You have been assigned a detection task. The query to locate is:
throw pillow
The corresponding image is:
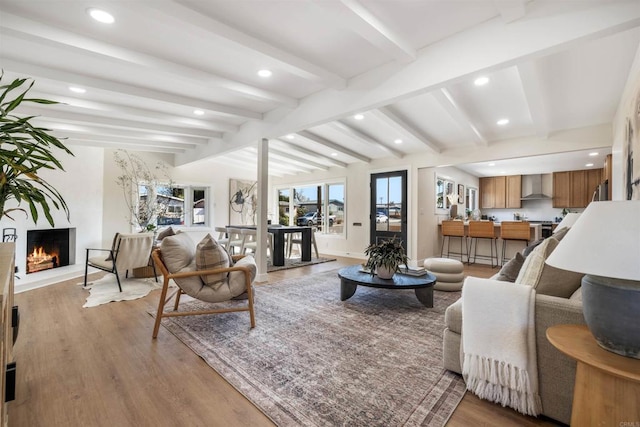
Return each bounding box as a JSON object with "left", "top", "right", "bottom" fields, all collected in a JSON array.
[
  {"left": 553, "top": 226, "right": 570, "bottom": 242},
  {"left": 196, "top": 234, "right": 230, "bottom": 289},
  {"left": 522, "top": 238, "right": 545, "bottom": 257},
  {"left": 516, "top": 237, "right": 559, "bottom": 286},
  {"left": 157, "top": 226, "right": 176, "bottom": 241},
  {"left": 515, "top": 236, "right": 583, "bottom": 298},
  {"left": 495, "top": 252, "right": 525, "bottom": 282},
  {"left": 228, "top": 255, "right": 257, "bottom": 297},
  {"left": 160, "top": 232, "right": 196, "bottom": 273}
]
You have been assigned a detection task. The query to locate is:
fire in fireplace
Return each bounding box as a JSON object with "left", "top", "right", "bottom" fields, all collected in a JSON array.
[
  {"left": 26, "top": 228, "right": 76, "bottom": 274},
  {"left": 27, "top": 246, "right": 60, "bottom": 273}
]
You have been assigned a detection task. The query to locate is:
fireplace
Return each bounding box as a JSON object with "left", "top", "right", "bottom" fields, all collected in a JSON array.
[{"left": 26, "top": 228, "right": 76, "bottom": 274}]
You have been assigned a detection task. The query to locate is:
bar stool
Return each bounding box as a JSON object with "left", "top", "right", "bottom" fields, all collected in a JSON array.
[
  {"left": 440, "top": 220, "right": 467, "bottom": 262},
  {"left": 500, "top": 221, "right": 531, "bottom": 265},
  {"left": 467, "top": 221, "right": 499, "bottom": 268}
]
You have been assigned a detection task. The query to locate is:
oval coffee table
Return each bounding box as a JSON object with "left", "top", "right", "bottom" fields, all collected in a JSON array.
[{"left": 338, "top": 265, "right": 437, "bottom": 307}]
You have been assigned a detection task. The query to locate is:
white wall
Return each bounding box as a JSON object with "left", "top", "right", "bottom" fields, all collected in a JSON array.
[
  {"left": 416, "top": 166, "right": 479, "bottom": 262},
  {"left": 0, "top": 146, "right": 105, "bottom": 292},
  {"left": 612, "top": 41, "right": 640, "bottom": 199}
]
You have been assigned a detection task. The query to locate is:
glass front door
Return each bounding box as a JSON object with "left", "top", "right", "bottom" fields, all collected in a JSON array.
[{"left": 370, "top": 170, "right": 407, "bottom": 249}]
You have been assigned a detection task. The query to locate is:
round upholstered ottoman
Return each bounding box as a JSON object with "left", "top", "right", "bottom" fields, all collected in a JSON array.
[{"left": 424, "top": 257, "right": 464, "bottom": 291}]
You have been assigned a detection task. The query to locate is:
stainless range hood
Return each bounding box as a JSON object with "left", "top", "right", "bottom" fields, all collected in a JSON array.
[{"left": 521, "top": 174, "right": 551, "bottom": 200}]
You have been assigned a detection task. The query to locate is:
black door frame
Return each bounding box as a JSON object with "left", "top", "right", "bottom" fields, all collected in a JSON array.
[{"left": 370, "top": 170, "right": 408, "bottom": 250}]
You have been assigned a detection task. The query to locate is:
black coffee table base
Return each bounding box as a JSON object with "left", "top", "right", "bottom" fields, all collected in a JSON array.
[{"left": 338, "top": 265, "right": 437, "bottom": 307}]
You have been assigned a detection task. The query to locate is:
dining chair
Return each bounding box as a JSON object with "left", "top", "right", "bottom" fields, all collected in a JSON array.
[
  {"left": 215, "top": 226, "right": 230, "bottom": 250},
  {"left": 287, "top": 230, "right": 319, "bottom": 259},
  {"left": 226, "top": 227, "right": 244, "bottom": 255}
]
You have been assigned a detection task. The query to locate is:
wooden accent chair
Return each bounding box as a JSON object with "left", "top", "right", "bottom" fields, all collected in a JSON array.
[
  {"left": 440, "top": 220, "right": 467, "bottom": 262},
  {"left": 467, "top": 221, "right": 499, "bottom": 268},
  {"left": 500, "top": 221, "right": 531, "bottom": 265},
  {"left": 84, "top": 232, "right": 156, "bottom": 292},
  {"left": 150, "top": 232, "right": 256, "bottom": 339}
]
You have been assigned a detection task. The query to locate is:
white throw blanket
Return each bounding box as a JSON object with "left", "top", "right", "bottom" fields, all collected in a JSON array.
[{"left": 461, "top": 277, "right": 542, "bottom": 416}]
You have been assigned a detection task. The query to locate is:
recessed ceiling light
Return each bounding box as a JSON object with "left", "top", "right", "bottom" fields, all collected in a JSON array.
[
  {"left": 500, "top": 171, "right": 506, "bottom": 174},
  {"left": 193, "top": 109, "right": 204, "bottom": 116},
  {"left": 69, "top": 86, "right": 86, "bottom": 94},
  {"left": 474, "top": 76, "right": 490, "bottom": 86},
  {"left": 331, "top": 152, "right": 338, "bottom": 157},
  {"left": 257, "top": 69, "right": 272, "bottom": 78},
  {"left": 586, "top": 163, "right": 594, "bottom": 167},
  {"left": 394, "top": 139, "right": 403, "bottom": 144},
  {"left": 496, "top": 118, "right": 510, "bottom": 126},
  {"left": 87, "top": 8, "right": 115, "bottom": 24},
  {"left": 286, "top": 134, "right": 295, "bottom": 140},
  {"left": 488, "top": 162, "right": 496, "bottom": 167},
  {"left": 589, "top": 152, "right": 599, "bottom": 157},
  {"left": 354, "top": 114, "right": 364, "bottom": 120}
]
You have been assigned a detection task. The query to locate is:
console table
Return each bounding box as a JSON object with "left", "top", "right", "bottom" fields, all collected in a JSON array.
[
  {"left": 0, "top": 243, "right": 17, "bottom": 426},
  {"left": 546, "top": 324, "right": 640, "bottom": 426}
]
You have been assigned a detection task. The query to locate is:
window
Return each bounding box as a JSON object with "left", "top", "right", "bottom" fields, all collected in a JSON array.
[
  {"left": 140, "top": 184, "right": 208, "bottom": 228},
  {"left": 466, "top": 187, "right": 478, "bottom": 217},
  {"left": 276, "top": 180, "right": 345, "bottom": 235},
  {"left": 436, "top": 176, "right": 455, "bottom": 212}
]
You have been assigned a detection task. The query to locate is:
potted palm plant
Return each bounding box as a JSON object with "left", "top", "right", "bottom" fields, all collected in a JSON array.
[
  {"left": 364, "top": 238, "right": 409, "bottom": 279},
  {"left": 0, "top": 73, "right": 73, "bottom": 227}
]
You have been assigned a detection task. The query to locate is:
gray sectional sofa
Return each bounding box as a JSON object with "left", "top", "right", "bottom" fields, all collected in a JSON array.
[{"left": 442, "top": 229, "right": 586, "bottom": 425}]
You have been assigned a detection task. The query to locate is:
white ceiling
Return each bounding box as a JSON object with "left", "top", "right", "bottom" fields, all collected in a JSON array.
[{"left": 1, "top": 0, "right": 639, "bottom": 177}]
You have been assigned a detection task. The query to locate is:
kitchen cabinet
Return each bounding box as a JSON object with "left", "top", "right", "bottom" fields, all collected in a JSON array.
[
  {"left": 506, "top": 175, "right": 522, "bottom": 209},
  {"left": 553, "top": 169, "right": 603, "bottom": 208},
  {"left": 480, "top": 175, "right": 519, "bottom": 209},
  {"left": 553, "top": 171, "right": 571, "bottom": 208},
  {"left": 571, "top": 170, "right": 588, "bottom": 207}
]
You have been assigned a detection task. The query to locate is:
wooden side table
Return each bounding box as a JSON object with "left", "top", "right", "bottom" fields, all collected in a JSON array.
[{"left": 547, "top": 324, "right": 640, "bottom": 426}]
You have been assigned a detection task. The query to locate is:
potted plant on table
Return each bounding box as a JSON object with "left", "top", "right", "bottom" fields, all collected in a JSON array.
[{"left": 364, "top": 238, "right": 409, "bottom": 279}]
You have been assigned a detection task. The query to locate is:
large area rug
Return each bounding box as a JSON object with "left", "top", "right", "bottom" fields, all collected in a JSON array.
[
  {"left": 156, "top": 269, "right": 465, "bottom": 426},
  {"left": 266, "top": 256, "right": 336, "bottom": 272},
  {"left": 81, "top": 275, "right": 163, "bottom": 308}
]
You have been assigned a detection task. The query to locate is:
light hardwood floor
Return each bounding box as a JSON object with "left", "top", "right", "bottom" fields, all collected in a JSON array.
[{"left": 10, "top": 257, "right": 561, "bottom": 426}]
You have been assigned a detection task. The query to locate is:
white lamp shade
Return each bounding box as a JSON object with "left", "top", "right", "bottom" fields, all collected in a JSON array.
[
  {"left": 553, "top": 212, "right": 581, "bottom": 232},
  {"left": 546, "top": 201, "right": 640, "bottom": 281}
]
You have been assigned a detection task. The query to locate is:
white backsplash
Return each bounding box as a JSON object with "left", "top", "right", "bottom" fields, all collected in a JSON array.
[{"left": 482, "top": 199, "right": 584, "bottom": 223}]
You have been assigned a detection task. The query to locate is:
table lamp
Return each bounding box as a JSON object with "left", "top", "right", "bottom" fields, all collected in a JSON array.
[
  {"left": 545, "top": 200, "right": 640, "bottom": 359},
  {"left": 553, "top": 212, "right": 580, "bottom": 233}
]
